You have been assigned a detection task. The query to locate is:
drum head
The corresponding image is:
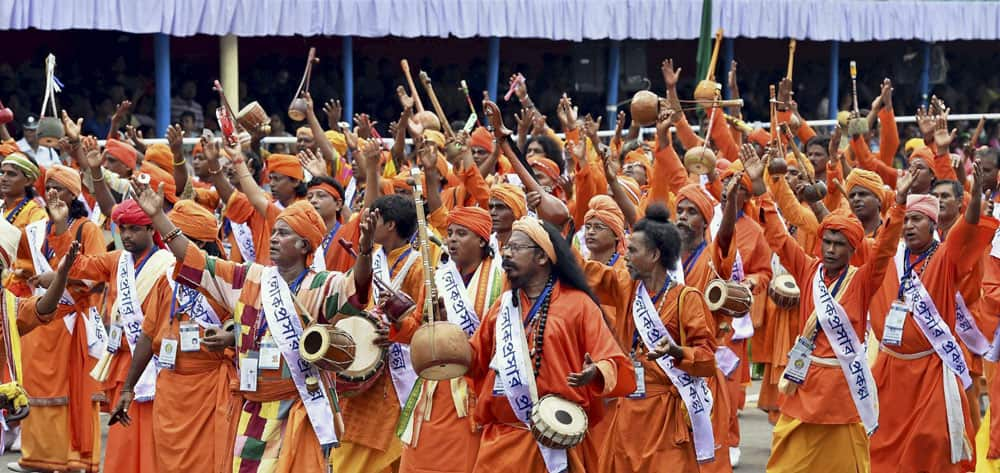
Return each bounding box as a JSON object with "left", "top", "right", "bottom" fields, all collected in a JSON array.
[
  {"left": 705, "top": 280, "right": 727, "bottom": 311},
  {"left": 334, "top": 316, "right": 382, "bottom": 378},
  {"left": 777, "top": 274, "right": 800, "bottom": 296},
  {"left": 535, "top": 395, "right": 587, "bottom": 437}
]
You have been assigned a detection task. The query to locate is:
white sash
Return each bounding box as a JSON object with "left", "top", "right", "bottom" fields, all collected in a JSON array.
[
  {"left": 166, "top": 279, "right": 222, "bottom": 329},
  {"left": 435, "top": 259, "right": 480, "bottom": 336},
  {"left": 232, "top": 221, "right": 256, "bottom": 262},
  {"left": 116, "top": 251, "right": 159, "bottom": 402},
  {"left": 983, "top": 323, "right": 1000, "bottom": 362},
  {"left": 811, "top": 267, "right": 879, "bottom": 435},
  {"left": 373, "top": 248, "right": 419, "bottom": 408},
  {"left": 344, "top": 177, "right": 358, "bottom": 210},
  {"left": 491, "top": 291, "right": 566, "bottom": 472},
  {"left": 729, "top": 249, "right": 754, "bottom": 341},
  {"left": 954, "top": 293, "right": 989, "bottom": 356},
  {"left": 86, "top": 307, "right": 108, "bottom": 359},
  {"left": 24, "top": 219, "right": 75, "bottom": 333},
  {"left": 668, "top": 256, "right": 685, "bottom": 285},
  {"left": 259, "top": 266, "right": 338, "bottom": 447},
  {"left": 631, "top": 282, "right": 715, "bottom": 463}
]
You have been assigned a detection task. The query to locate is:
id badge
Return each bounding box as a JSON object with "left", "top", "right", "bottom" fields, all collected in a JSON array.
[
  {"left": 627, "top": 360, "right": 646, "bottom": 399},
  {"left": 179, "top": 323, "right": 200, "bottom": 352},
  {"left": 240, "top": 352, "right": 259, "bottom": 392},
  {"left": 107, "top": 323, "right": 123, "bottom": 353},
  {"left": 158, "top": 339, "right": 178, "bottom": 369},
  {"left": 882, "top": 300, "right": 909, "bottom": 347},
  {"left": 259, "top": 337, "right": 281, "bottom": 370},
  {"left": 782, "top": 336, "right": 814, "bottom": 385},
  {"left": 492, "top": 371, "right": 504, "bottom": 396}
]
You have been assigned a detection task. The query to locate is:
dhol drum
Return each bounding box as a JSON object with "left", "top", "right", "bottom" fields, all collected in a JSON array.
[
  {"left": 530, "top": 395, "right": 588, "bottom": 449},
  {"left": 237, "top": 101, "right": 270, "bottom": 133},
  {"left": 299, "top": 324, "right": 356, "bottom": 372},
  {"left": 704, "top": 279, "right": 753, "bottom": 317},
  {"left": 333, "top": 312, "right": 387, "bottom": 396},
  {"left": 768, "top": 274, "right": 801, "bottom": 308},
  {"left": 409, "top": 322, "right": 472, "bottom": 380}
]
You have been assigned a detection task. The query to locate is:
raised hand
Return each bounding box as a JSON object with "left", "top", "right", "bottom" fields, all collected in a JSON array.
[
  {"left": 166, "top": 124, "right": 184, "bottom": 156},
  {"left": 417, "top": 141, "right": 438, "bottom": 176},
  {"left": 567, "top": 353, "right": 599, "bottom": 387},
  {"left": 582, "top": 114, "right": 602, "bottom": 147},
  {"left": 934, "top": 126, "right": 957, "bottom": 150},
  {"left": 59, "top": 240, "right": 81, "bottom": 273},
  {"left": 741, "top": 144, "right": 765, "bottom": 183},
  {"left": 125, "top": 125, "right": 146, "bottom": 154},
  {"left": 111, "top": 100, "right": 133, "bottom": 125},
  {"left": 916, "top": 106, "right": 937, "bottom": 138},
  {"left": 661, "top": 59, "right": 681, "bottom": 90},
  {"left": 515, "top": 108, "right": 534, "bottom": 136},
  {"left": 482, "top": 100, "right": 511, "bottom": 139},
  {"left": 302, "top": 92, "right": 315, "bottom": 118},
  {"left": 298, "top": 148, "right": 327, "bottom": 177},
  {"left": 829, "top": 124, "right": 843, "bottom": 159},
  {"left": 655, "top": 102, "right": 678, "bottom": 138},
  {"left": 777, "top": 78, "right": 793, "bottom": 111},
  {"left": 134, "top": 180, "right": 165, "bottom": 218},
  {"left": 396, "top": 86, "right": 415, "bottom": 110},
  {"left": 727, "top": 60, "right": 739, "bottom": 92},
  {"left": 323, "top": 99, "right": 343, "bottom": 130},
  {"left": 360, "top": 138, "right": 382, "bottom": 174},
  {"left": 60, "top": 110, "right": 83, "bottom": 142},
  {"left": 526, "top": 190, "right": 542, "bottom": 210},
  {"left": 509, "top": 73, "right": 528, "bottom": 101},
  {"left": 896, "top": 170, "right": 915, "bottom": 204},
  {"left": 82, "top": 136, "right": 102, "bottom": 171},
  {"left": 556, "top": 94, "right": 579, "bottom": 131},
  {"left": 972, "top": 159, "right": 984, "bottom": 193},
  {"left": 530, "top": 113, "right": 547, "bottom": 136},
  {"left": 45, "top": 188, "right": 69, "bottom": 227},
  {"left": 612, "top": 110, "right": 626, "bottom": 142},
  {"left": 358, "top": 208, "right": 379, "bottom": 255},
  {"left": 355, "top": 113, "right": 376, "bottom": 139}
]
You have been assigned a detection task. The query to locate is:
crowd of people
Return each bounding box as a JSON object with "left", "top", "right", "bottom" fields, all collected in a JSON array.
[{"left": 0, "top": 47, "right": 999, "bottom": 473}]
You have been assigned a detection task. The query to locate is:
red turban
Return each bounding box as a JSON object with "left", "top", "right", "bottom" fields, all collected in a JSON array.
[
  {"left": 489, "top": 184, "right": 527, "bottom": 219},
  {"left": 907, "top": 193, "right": 939, "bottom": 223},
  {"left": 277, "top": 201, "right": 326, "bottom": 264},
  {"left": 529, "top": 157, "right": 560, "bottom": 182},
  {"left": 111, "top": 199, "right": 152, "bottom": 226},
  {"left": 106, "top": 139, "right": 138, "bottom": 169},
  {"left": 145, "top": 143, "right": 174, "bottom": 171},
  {"left": 677, "top": 183, "right": 715, "bottom": 222},
  {"left": 817, "top": 208, "right": 865, "bottom": 253},
  {"left": 267, "top": 154, "right": 305, "bottom": 181},
  {"left": 584, "top": 195, "right": 627, "bottom": 253},
  {"left": 448, "top": 206, "right": 493, "bottom": 242},
  {"left": 470, "top": 127, "right": 494, "bottom": 153},
  {"left": 45, "top": 164, "right": 82, "bottom": 196}
]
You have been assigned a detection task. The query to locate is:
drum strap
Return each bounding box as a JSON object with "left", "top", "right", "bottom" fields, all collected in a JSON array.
[{"left": 632, "top": 282, "right": 715, "bottom": 463}]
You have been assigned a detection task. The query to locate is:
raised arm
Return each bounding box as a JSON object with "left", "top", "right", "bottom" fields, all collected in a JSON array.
[
  {"left": 81, "top": 136, "right": 119, "bottom": 218},
  {"left": 201, "top": 137, "right": 236, "bottom": 205},
  {"left": 225, "top": 144, "right": 270, "bottom": 215},
  {"left": 650, "top": 105, "right": 687, "bottom": 203},
  {"left": 167, "top": 125, "right": 189, "bottom": 197},
  {"left": 876, "top": 79, "right": 899, "bottom": 166},
  {"left": 36, "top": 241, "right": 80, "bottom": 316},
  {"left": 303, "top": 92, "right": 337, "bottom": 165}
]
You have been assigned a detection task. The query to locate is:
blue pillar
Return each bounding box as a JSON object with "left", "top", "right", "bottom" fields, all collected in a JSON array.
[
  {"left": 487, "top": 37, "right": 500, "bottom": 102},
  {"left": 919, "top": 41, "right": 932, "bottom": 107},
  {"left": 343, "top": 36, "right": 354, "bottom": 123},
  {"left": 722, "top": 38, "right": 735, "bottom": 99},
  {"left": 154, "top": 34, "right": 170, "bottom": 137},
  {"left": 606, "top": 40, "right": 621, "bottom": 130},
  {"left": 828, "top": 41, "right": 840, "bottom": 120}
]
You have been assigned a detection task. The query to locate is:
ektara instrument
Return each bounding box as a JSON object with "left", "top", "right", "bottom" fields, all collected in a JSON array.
[
  {"left": 288, "top": 47, "right": 319, "bottom": 122},
  {"left": 704, "top": 279, "right": 753, "bottom": 317},
  {"left": 418, "top": 71, "right": 454, "bottom": 137},
  {"left": 530, "top": 394, "right": 588, "bottom": 449},
  {"left": 694, "top": 29, "right": 725, "bottom": 102},
  {"left": 299, "top": 324, "right": 357, "bottom": 373},
  {"left": 767, "top": 84, "right": 789, "bottom": 175},
  {"left": 400, "top": 59, "right": 425, "bottom": 113},
  {"left": 630, "top": 90, "right": 660, "bottom": 126},
  {"left": 768, "top": 274, "right": 801, "bottom": 308}
]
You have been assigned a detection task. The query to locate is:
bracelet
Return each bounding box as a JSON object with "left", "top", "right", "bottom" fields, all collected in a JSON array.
[
  {"left": 207, "top": 167, "right": 223, "bottom": 176},
  {"left": 91, "top": 172, "right": 105, "bottom": 182},
  {"left": 237, "top": 173, "right": 253, "bottom": 180},
  {"left": 173, "top": 158, "right": 187, "bottom": 166},
  {"left": 163, "top": 228, "right": 183, "bottom": 243}
]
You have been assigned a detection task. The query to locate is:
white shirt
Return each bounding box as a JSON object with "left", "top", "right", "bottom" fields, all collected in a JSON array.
[{"left": 16, "top": 138, "right": 60, "bottom": 167}]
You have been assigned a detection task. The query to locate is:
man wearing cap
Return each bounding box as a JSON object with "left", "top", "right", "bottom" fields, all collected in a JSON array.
[
  {"left": 869, "top": 162, "right": 998, "bottom": 472},
  {"left": 398, "top": 206, "right": 502, "bottom": 473},
  {"left": 63, "top": 198, "right": 175, "bottom": 473},
  {"left": 466, "top": 216, "right": 634, "bottom": 472},
  {"left": 10, "top": 171, "right": 105, "bottom": 473},
  {"left": 134, "top": 178, "right": 378, "bottom": 473},
  {"left": 15, "top": 114, "right": 59, "bottom": 168}
]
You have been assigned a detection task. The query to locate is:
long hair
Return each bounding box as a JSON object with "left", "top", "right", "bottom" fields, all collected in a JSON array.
[{"left": 540, "top": 220, "right": 601, "bottom": 307}]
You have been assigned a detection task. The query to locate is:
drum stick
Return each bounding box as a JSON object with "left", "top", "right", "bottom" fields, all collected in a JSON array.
[
  {"left": 418, "top": 71, "right": 455, "bottom": 138},
  {"left": 400, "top": 60, "right": 425, "bottom": 113},
  {"left": 786, "top": 39, "right": 797, "bottom": 80}
]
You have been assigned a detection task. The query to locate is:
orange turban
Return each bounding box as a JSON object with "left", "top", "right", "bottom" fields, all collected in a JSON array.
[
  {"left": 618, "top": 176, "right": 642, "bottom": 208},
  {"left": 584, "top": 195, "right": 626, "bottom": 252},
  {"left": 106, "top": 139, "right": 138, "bottom": 169},
  {"left": 192, "top": 141, "right": 204, "bottom": 157},
  {"left": 784, "top": 151, "right": 815, "bottom": 177},
  {"left": 424, "top": 130, "right": 446, "bottom": 149},
  {"left": 447, "top": 206, "right": 493, "bottom": 242},
  {"left": 141, "top": 161, "right": 178, "bottom": 204},
  {"left": 624, "top": 149, "right": 652, "bottom": 180},
  {"left": 470, "top": 127, "right": 494, "bottom": 153},
  {"left": 45, "top": 164, "right": 81, "bottom": 196},
  {"left": 145, "top": 143, "right": 173, "bottom": 171},
  {"left": 907, "top": 193, "right": 939, "bottom": 223},
  {"left": 512, "top": 217, "right": 556, "bottom": 263},
  {"left": 529, "top": 157, "right": 561, "bottom": 182},
  {"left": 267, "top": 154, "right": 304, "bottom": 181},
  {"left": 748, "top": 128, "right": 771, "bottom": 147},
  {"left": 910, "top": 147, "right": 936, "bottom": 176},
  {"left": 677, "top": 183, "right": 715, "bottom": 222},
  {"left": 168, "top": 199, "right": 222, "bottom": 251},
  {"left": 817, "top": 208, "right": 865, "bottom": 254},
  {"left": 845, "top": 169, "right": 884, "bottom": 202},
  {"left": 277, "top": 201, "right": 326, "bottom": 263},
  {"left": 0, "top": 140, "right": 19, "bottom": 157},
  {"left": 325, "top": 130, "right": 347, "bottom": 157},
  {"left": 720, "top": 158, "right": 752, "bottom": 192},
  {"left": 489, "top": 184, "right": 527, "bottom": 219}
]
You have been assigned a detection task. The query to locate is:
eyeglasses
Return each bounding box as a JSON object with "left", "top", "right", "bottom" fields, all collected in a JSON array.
[
  {"left": 502, "top": 243, "right": 540, "bottom": 253},
  {"left": 584, "top": 222, "right": 611, "bottom": 233}
]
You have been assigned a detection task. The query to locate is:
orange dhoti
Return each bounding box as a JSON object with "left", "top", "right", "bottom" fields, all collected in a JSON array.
[
  {"left": 473, "top": 423, "right": 586, "bottom": 473},
  {"left": 766, "top": 415, "right": 870, "bottom": 473},
  {"left": 399, "top": 379, "right": 480, "bottom": 473}
]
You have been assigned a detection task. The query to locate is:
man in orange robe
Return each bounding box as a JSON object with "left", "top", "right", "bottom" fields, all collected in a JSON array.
[{"left": 869, "top": 166, "right": 998, "bottom": 472}]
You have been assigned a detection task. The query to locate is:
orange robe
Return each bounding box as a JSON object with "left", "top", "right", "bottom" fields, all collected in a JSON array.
[
  {"left": 467, "top": 281, "right": 635, "bottom": 473},
  {"left": 981, "top": 254, "right": 1000, "bottom": 459},
  {"left": 442, "top": 163, "right": 490, "bottom": 211},
  {"left": 69, "top": 248, "right": 175, "bottom": 473},
  {"left": 758, "top": 195, "right": 904, "bottom": 472},
  {"left": 869, "top": 215, "right": 999, "bottom": 473},
  {"left": 17, "top": 219, "right": 104, "bottom": 472},
  {"left": 318, "top": 214, "right": 361, "bottom": 274},
  {"left": 224, "top": 191, "right": 281, "bottom": 265}
]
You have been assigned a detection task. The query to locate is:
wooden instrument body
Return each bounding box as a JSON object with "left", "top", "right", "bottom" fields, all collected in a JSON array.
[
  {"left": 684, "top": 146, "right": 717, "bottom": 175},
  {"left": 768, "top": 274, "right": 801, "bottom": 309},
  {"left": 630, "top": 90, "right": 660, "bottom": 126},
  {"left": 530, "top": 394, "right": 588, "bottom": 449},
  {"left": 333, "top": 312, "right": 387, "bottom": 395},
  {"left": 299, "top": 324, "right": 357, "bottom": 372},
  {"left": 705, "top": 279, "right": 753, "bottom": 317},
  {"left": 288, "top": 47, "right": 318, "bottom": 121}
]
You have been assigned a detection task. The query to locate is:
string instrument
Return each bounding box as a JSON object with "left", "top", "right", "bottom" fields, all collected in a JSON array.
[
  {"left": 407, "top": 168, "right": 472, "bottom": 380},
  {"left": 693, "top": 29, "right": 724, "bottom": 102},
  {"left": 288, "top": 47, "right": 319, "bottom": 122},
  {"left": 400, "top": 59, "right": 425, "bottom": 113},
  {"left": 418, "top": 70, "right": 455, "bottom": 138},
  {"left": 847, "top": 60, "right": 869, "bottom": 136},
  {"left": 786, "top": 124, "right": 827, "bottom": 201},
  {"left": 459, "top": 80, "right": 481, "bottom": 130},
  {"left": 767, "top": 84, "right": 788, "bottom": 175},
  {"left": 786, "top": 39, "right": 797, "bottom": 81},
  {"left": 213, "top": 80, "right": 241, "bottom": 147},
  {"left": 338, "top": 239, "right": 416, "bottom": 323}
]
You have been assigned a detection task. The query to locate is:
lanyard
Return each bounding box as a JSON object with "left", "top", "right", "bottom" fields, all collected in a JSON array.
[
  {"left": 254, "top": 268, "right": 309, "bottom": 343},
  {"left": 522, "top": 279, "right": 555, "bottom": 327},
  {"left": 608, "top": 252, "right": 620, "bottom": 266},
  {"left": 41, "top": 218, "right": 77, "bottom": 260},
  {"left": 5, "top": 197, "right": 29, "bottom": 224},
  {"left": 898, "top": 243, "right": 937, "bottom": 299},
  {"left": 632, "top": 275, "right": 673, "bottom": 353},
  {"left": 682, "top": 241, "right": 706, "bottom": 275},
  {"left": 390, "top": 248, "right": 413, "bottom": 279},
  {"left": 133, "top": 248, "right": 155, "bottom": 276},
  {"left": 321, "top": 221, "right": 342, "bottom": 253}
]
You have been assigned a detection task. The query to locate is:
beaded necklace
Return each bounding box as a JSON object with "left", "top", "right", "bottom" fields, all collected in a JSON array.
[{"left": 525, "top": 276, "right": 555, "bottom": 378}]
